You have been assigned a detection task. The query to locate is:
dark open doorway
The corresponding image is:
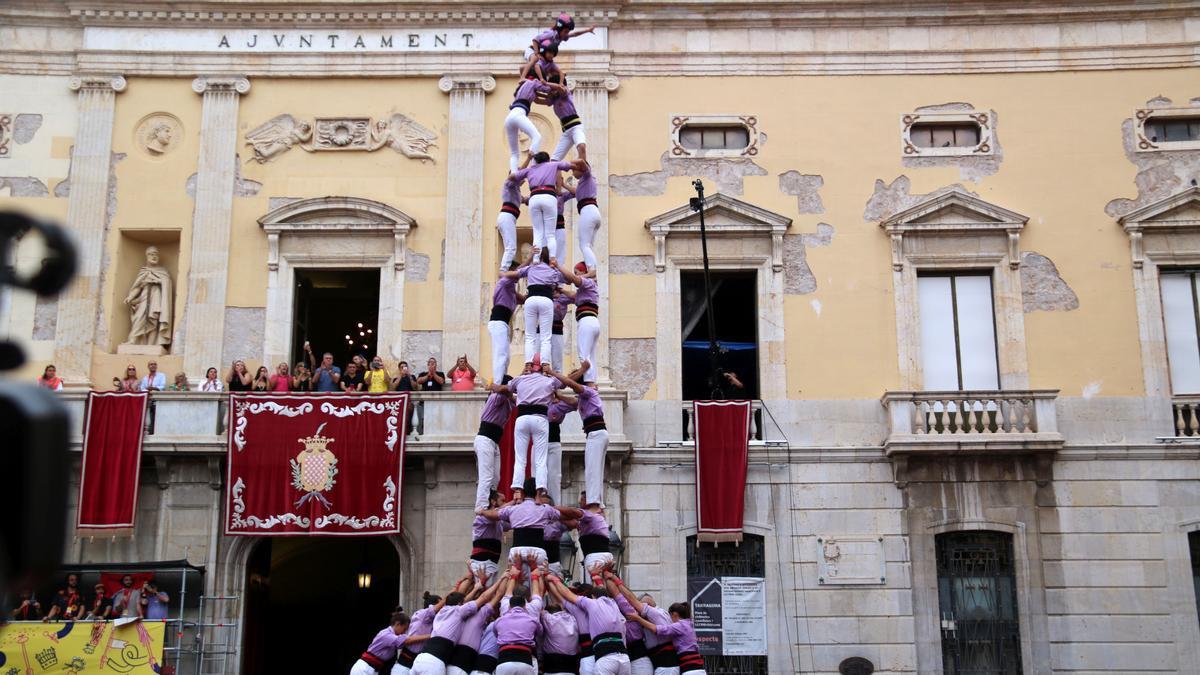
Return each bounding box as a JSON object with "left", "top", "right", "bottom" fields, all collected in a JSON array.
[
  {"left": 241, "top": 537, "right": 401, "bottom": 675},
  {"left": 292, "top": 269, "right": 380, "bottom": 368},
  {"left": 680, "top": 270, "right": 759, "bottom": 400}
]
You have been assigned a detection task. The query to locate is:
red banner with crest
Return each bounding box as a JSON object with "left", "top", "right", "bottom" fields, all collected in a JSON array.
[{"left": 225, "top": 393, "right": 408, "bottom": 536}]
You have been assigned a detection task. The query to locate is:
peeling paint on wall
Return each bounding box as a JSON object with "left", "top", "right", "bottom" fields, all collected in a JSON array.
[
  {"left": 1021, "top": 251, "right": 1079, "bottom": 312},
  {"left": 185, "top": 154, "right": 262, "bottom": 199},
  {"left": 610, "top": 151, "right": 767, "bottom": 197},
  {"left": 902, "top": 104, "right": 1003, "bottom": 182},
  {"left": 778, "top": 171, "right": 824, "bottom": 214},
  {"left": 404, "top": 330, "right": 443, "bottom": 364},
  {"left": 1105, "top": 96, "right": 1200, "bottom": 219},
  {"left": 862, "top": 175, "right": 975, "bottom": 222},
  {"left": 783, "top": 223, "right": 835, "bottom": 295},
  {"left": 610, "top": 338, "right": 656, "bottom": 400},
  {"left": 406, "top": 249, "right": 431, "bottom": 282},
  {"left": 93, "top": 152, "right": 126, "bottom": 351},
  {"left": 33, "top": 296, "right": 57, "bottom": 340},
  {"left": 268, "top": 196, "right": 301, "bottom": 211},
  {"left": 0, "top": 177, "right": 49, "bottom": 197},
  {"left": 221, "top": 307, "right": 266, "bottom": 364},
  {"left": 12, "top": 114, "right": 43, "bottom": 144},
  {"left": 610, "top": 255, "right": 655, "bottom": 275}
]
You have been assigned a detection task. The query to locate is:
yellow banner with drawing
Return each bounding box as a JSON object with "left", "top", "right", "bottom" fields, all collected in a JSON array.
[{"left": 0, "top": 621, "right": 165, "bottom": 674}]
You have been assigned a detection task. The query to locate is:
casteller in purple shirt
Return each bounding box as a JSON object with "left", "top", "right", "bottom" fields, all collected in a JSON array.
[
  {"left": 518, "top": 261, "right": 564, "bottom": 288},
  {"left": 511, "top": 160, "right": 574, "bottom": 189},
  {"left": 493, "top": 276, "right": 519, "bottom": 312},
  {"left": 656, "top": 618, "right": 700, "bottom": 655}
]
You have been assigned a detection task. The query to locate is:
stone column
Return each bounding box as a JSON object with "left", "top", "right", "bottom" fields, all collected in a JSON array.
[
  {"left": 54, "top": 74, "right": 126, "bottom": 386},
  {"left": 183, "top": 76, "right": 250, "bottom": 379},
  {"left": 438, "top": 74, "right": 495, "bottom": 368},
  {"left": 571, "top": 75, "right": 619, "bottom": 385}
]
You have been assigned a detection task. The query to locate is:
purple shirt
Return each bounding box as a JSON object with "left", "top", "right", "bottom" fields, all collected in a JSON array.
[
  {"left": 578, "top": 509, "right": 608, "bottom": 537},
  {"left": 364, "top": 627, "right": 406, "bottom": 660},
  {"left": 544, "top": 518, "right": 569, "bottom": 543},
  {"left": 656, "top": 619, "right": 699, "bottom": 654},
  {"left": 479, "top": 623, "right": 499, "bottom": 657},
  {"left": 574, "top": 596, "right": 625, "bottom": 639},
  {"left": 578, "top": 386, "right": 604, "bottom": 421},
  {"left": 493, "top": 276, "right": 519, "bottom": 312},
  {"left": 502, "top": 177, "right": 523, "bottom": 206},
  {"left": 533, "top": 29, "right": 559, "bottom": 46},
  {"left": 557, "top": 190, "right": 574, "bottom": 216},
  {"left": 509, "top": 373, "right": 557, "bottom": 407},
  {"left": 495, "top": 598, "right": 543, "bottom": 646},
  {"left": 548, "top": 398, "right": 576, "bottom": 424},
  {"left": 431, "top": 601, "right": 479, "bottom": 641},
  {"left": 575, "top": 167, "right": 597, "bottom": 202},
  {"left": 406, "top": 606, "right": 435, "bottom": 651},
  {"left": 614, "top": 594, "right": 644, "bottom": 642},
  {"left": 551, "top": 90, "right": 578, "bottom": 120},
  {"left": 573, "top": 276, "right": 598, "bottom": 307},
  {"left": 640, "top": 604, "right": 672, "bottom": 649},
  {"left": 514, "top": 78, "right": 548, "bottom": 104},
  {"left": 480, "top": 390, "right": 515, "bottom": 426},
  {"left": 456, "top": 604, "right": 495, "bottom": 650},
  {"left": 519, "top": 262, "right": 564, "bottom": 288},
  {"left": 512, "top": 161, "right": 573, "bottom": 189},
  {"left": 498, "top": 499, "right": 561, "bottom": 530},
  {"left": 473, "top": 514, "right": 503, "bottom": 540},
  {"left": 562, "top": 597, "right": 590, "bottom": 637},
  {"left": 553, "top": 293, "right": 571, "bottom": 322},
  {"left": 540, "top": 610, "right": 579, "bottom": 655}
]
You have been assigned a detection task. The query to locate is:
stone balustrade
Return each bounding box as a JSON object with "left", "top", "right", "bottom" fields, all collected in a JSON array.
[
  {"left": 674, "top": 400, "right": 773, "bottom": 445},
  {"left": 1172, "top": 395, "right": 1200, "bottom": 437}
]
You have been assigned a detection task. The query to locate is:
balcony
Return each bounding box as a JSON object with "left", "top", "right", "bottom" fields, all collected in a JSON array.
[
  {"left": 55, "top": 390, "right": 630, "bottom": 458},
  {"left": 880, "top": 389, "right": 1063, "bottom": 487},
  {"left": 1172, "top": 395, "right": 1200, "bottom": 437}
]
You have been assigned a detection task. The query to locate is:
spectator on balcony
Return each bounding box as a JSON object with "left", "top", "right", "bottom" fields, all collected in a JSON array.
[
  {"left": 44, "top": 573, "right": 85, "bottom": 622},
  {"left": 37, "top": 364, "right": 63, "bottom": 391},
  {"left": 393, "top": 360, "right": 420, "bottom": 437},
  {"left": 140, "top": 581, "right": 170, "bottom": 620},
  {"left": 111, "top": 575, "right": 142, "bottom": 618},
  {"left": 226, "top": 360, "right": 252, "bottom": 392},
  {"left": 113, "top": 365, "right": 141, "bottom": 391},
  {"left": 418, "top": 357, "right": 446, "bottom": 391},
  {"left": 86, "top": 583, "right": 113, "bottom": 620},
  {"left": 363, "top": 356, "right": 391, "bottom": 393},
  {"left": 292, "top": 362, "right": 312, "bottom": 392},
  {"left": 269, "top": 363, "right": 291, "bottom": 392},
  {"left": 341, "top": 362, "right": 365, "bottom": 392},
  {"left": 167, "top": 372, "right": 190, "bottom": 391},
  {"left": 450, "top": 355, "right": 478, "bottom": 391},
  {"left": 140, "top": 360, "right": 167, "bottom": 391},
  {"left": 10, "top": 590, "right": 42, "bottom": 620},
  {"left": 719, "top": 369, "right": 745, "bottom": 398},
  {"left": 251, "top": 366, "right": 271, "bottom": 392},
  {"left": 199, "top": 367, "right": 224, "bottom": 392},
  {"left": 310, "top": 346, "right": 342, "bottom": 392}
]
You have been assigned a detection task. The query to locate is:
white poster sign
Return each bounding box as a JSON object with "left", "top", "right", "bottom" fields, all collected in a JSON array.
[{"left": 720, "top": 576, "right": 767, "bottom": 656}]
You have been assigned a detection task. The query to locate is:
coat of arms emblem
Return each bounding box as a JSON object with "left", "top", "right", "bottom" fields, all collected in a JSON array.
[{"left": 291, "top": 422, "right": 338, "bottom": 509}]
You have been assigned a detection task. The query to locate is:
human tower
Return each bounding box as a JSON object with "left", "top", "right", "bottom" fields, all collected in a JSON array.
[{"left": 349, "top": 15, "right": 706, "bottom": 675}]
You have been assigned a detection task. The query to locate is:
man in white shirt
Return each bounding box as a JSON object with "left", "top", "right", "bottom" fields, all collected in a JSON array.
[{"left": 140, "top": 360, "right": 167, "bottom": 391}]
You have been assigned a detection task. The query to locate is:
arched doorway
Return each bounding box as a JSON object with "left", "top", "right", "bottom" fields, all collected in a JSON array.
[{"left": 241, "top": 537, "right": 402, "bottom": 674}]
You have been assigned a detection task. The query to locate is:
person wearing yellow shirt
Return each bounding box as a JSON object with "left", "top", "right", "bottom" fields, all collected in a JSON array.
[{"left": 364, "top": 355, "right": 392, "bottom": 393}]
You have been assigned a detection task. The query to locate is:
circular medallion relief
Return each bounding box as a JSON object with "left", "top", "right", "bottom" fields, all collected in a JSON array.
[{"left": 135, "top": 113, "right": 183, "bottom": 158}]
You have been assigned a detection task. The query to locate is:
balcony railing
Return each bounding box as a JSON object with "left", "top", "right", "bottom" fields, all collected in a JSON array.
[
  {"left": 668, "top": 401, "right": 787, "bottom": 447},
  {"left": 880, "top": 389, "right": 1063, "bottom": 486},
  {"left": 1172, "top": 395, "right": 1200, "bottom": 437}
]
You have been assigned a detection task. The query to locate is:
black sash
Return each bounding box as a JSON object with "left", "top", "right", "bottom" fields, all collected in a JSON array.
[
  {"left": 471, "top": 537, "right": 501, "bottom": 562},
  {"left": 545, "top": 538, "right": 562, "bottom": 563},
  {"left": 449, "top": 644, "right": 478, "bottom": 672},
  {"left": 560, "top": 114, "right": 582, "bottom": 131},
  {"left": 583, "top": 415, "right": 606, "bottom": 433},
  {"left": 577, "top": 197, "right": 597, "bottom": 213},
  {"left": 397, "top": 648, "right": 419, "bottom": 669},
  {"left": 517, "top": 403, "right": 547, "bottom": 417},
  {"left": 477, "top": 420, "right": 504, "bottom": 444},
  {"left": 648, "top": 642, "right": 679, "bottom": 669},
  {"left": 580, "top": 533, "right": 609, "bottom": 556},
  {"left": 549, "top": 420, "right": 561, "bottom": 443},
  {"left": 556, "top": 215, "right": 566, "bottom": 229},
  {"left": 473, "top": 653, "right": 498, "bottom": 674},
  {"left": 627, "top": 638, "right": 648, "bottom": 661},
  {"left": 530, "top": 185, "right": 557, "bottom": 197},
  {"left": 421, "top": 636, "right": 454, "bottom": 662},
  {"left": 552, "top": 320, "right": 564, "bottom": 335},
  {"left": 527, "top": 284, "right": 553, "bottom": 298},
  {"left": 500, "top": 201, "right": 520, "bottom": 217},
  {"left": 359, "top": 651, "right": 385, "bottom": 670},
  {"left": 575, "top": 303, "right": 598, "bottom": 320},
  {"left": 679, "top": 650, "right": 705, "bottom": 673},
  {"left": 498, "top": 644, "right": 534, "bottom": 665},
  {"left": 542, "top": 652, "right": 579, "bottom": 673},
  {"left": 509, "top": 99, "right": 531, "bottom": 113},
  {"left": 577, "top": 633, "right": 593, "bottom": 657},
  {"left": 592, "top": 632, "right": 626, "bottom": 658},
  {"left": 489, "top": 305, "right": 513, "bottom": 323},
  {"left": 512, "top": 526, "right": 545, "bottom": 549}
]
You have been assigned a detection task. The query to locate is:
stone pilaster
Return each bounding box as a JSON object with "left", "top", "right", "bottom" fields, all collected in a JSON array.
[
  {"left": 571, "top": 74, "right": 619, "bottom": 385},
  {"left": 54, "top": 74, "right": 126, "bottom": 386},
  {"left": 183, "top": 76, "right": 250, "bottom": 379},
  {"left": 438, "top": 74, "right": 495, "bottom": 368}
]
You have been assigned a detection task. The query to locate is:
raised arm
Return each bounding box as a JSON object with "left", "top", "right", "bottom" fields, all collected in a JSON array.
[
  {"left": 606, "top": 572, "right": 645, "bottom": 614},
  {"left": 546, "top": 574, "right": 580, "bottom": 604},
  {"left": 556, "top": 262, "right": 583, "bottom": 286},
  {"left": 626, "top": 612, "right": 657, "bottom": 633},
  {"left": 552, "top": 367, "right": 585, "bottom": 394}
]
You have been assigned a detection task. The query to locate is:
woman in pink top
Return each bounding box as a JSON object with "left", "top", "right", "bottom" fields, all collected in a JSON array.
[
  {"left": 268, "top": 362, "right": 291, "bottom": 391},
  {"left": 450, "top": 355, "right": 477, "bottom": 391},
  {"left": 37, "top": 364, "right": 63, "bottom": 391}
]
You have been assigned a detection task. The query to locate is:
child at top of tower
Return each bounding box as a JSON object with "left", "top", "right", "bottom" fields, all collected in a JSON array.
[{"left": 519, "top": 13, "right": 596, "bottom": 80}]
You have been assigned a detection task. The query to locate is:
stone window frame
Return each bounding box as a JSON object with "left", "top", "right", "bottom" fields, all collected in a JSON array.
[
  {"left": 669, "top": 114, "right": 761, "bottom": 159},
  {"left": 1134, "top": 106, "right": 1200, "bottom": 152},
  {"left": 900, "top": 110, "right": 994, "bottom": 158},
  {"left": 1118, "top": 186, "right": 1200, "bottom": 399},
  {"left": 880, "top": 187, "right": 1030, "bottom": 390},
  {"left": 258, "top": 196, "right": 415, "bottom": 369},
  {"left": 646, "top": 193, "right": 790, "bottom": 400},
  {"left": 1167, "top": 518, "right": 1200, "bottom": 666}
]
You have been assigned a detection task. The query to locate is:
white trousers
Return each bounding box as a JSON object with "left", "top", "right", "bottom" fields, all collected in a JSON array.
[
  {"left": 653, "top": 667, "right": 681, "bottom": 675},
  {"left": 547, "top": 440, "right": 563, "bottom": 505},
  {"left": 351, "top": 660, "right": 378, "bottom": 675},
  {"left": 495, "top": 663, "right": 535, "bottom": 675},
  {"left": 551, "top": 125, "right": 588, "bottom": 161},
  {"left": 584, "top": 551, "right": 614, "bottom": 574},
  {"left": 630, "top": 657, "right": 653, "bottom": 675},
  {"left": 577, "top": 315, "right": 600, "bottom": 383},
  {"left": 555, "top": 226, "right": 567, "bottom": 266},
  {"left": 594, "top": 653, "right": 631, "bottom": 675},
  {"left": 528, "top": 193, "right": 559, "bottom": 259},
  {"left": 447, "top": 667, "right": 470, "bottom": 675},
  {"left": 551, "top": 333, "right": 564, "bottom": 373},
  {"left": 585, "top": 428, "right": 609, "bottom": 508},
  {"left": 511, "top": 414, "right": 549, "bottom": 491},
  {"left": 487, "top": 320, "right": 511, "bottom": 383},
  {"left": 498, "top": 211, "right": 518, "bottom": 272},
  {"left": 523, "top": 295, "right": 553, "bottom": 364},
  {"left": 580, "top": 655, "right": 596, "bottom": 675},
  {"left": 577, "top": 204, "right": 602, "bottom": 271},
  {"left": 392, "top": 663, "right": 412, "bottom": 675},
  {"left": 474, "top": 434, "right": 500, "bottom": 511},
  {"left": 412, "top": 652, "right": 448, "bottom": 675},
  {"left": 469, "top": 559, "right": 500, "bottom": 587},
  {"left": 505, "top": 108, "right": 541, "bottom": 172}
]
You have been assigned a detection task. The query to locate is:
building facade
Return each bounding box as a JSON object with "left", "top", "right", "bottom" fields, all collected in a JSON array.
[{"left": 4, "top": 1, "right": 1200, "bottom": 673}]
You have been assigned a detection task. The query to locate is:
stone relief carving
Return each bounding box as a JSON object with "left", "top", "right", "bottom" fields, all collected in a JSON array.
[
  {"left": 136, "top": 113, "right": 183, "bottom": 157},
  {"left": 245, "top": 113, "right": 437, "bottom": 163},
  {"left": 119, "top": 245, "right": 173, "bottom": 354},
  {"left": 0, "top": 114, "right": 11, "bottom": 158}
]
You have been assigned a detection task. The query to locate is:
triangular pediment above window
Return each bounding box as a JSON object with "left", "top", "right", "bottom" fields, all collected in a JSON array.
[
  {"left": 645, "top": 193, "right": 792, "bottom": 272},
  {"left": 1118, "top": 186, "right": 1200, "bottom": 231},
  {"left": 881, "top": 186, "right": 1028, "bottom": 234}
]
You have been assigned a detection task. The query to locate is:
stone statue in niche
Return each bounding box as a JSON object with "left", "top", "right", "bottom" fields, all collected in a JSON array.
[
  {"left": 244, "top": 114, "right": 314, "bottom": 163},
  {"left": 368, "top": 114, "right": 438, "bottom": 163},
  {"left": 118, "top": 246, "right": 173, "bottom": 355}
]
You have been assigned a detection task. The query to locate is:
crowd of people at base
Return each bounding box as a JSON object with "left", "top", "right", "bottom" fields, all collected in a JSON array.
[{"left": 9, "top": 574, "right": 170, "bottom": 622}]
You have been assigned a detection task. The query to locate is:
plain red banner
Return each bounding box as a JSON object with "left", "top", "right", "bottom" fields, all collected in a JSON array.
[
  {"left": 77, "top": 391, "right": 148, "bottom": 536},
  {"left": 225, "top": 393, "right": 408, "bottom": 536},
  {"left": 693, "top": 400, "right": 752, "bottom": 543},
  {"left": 497, "top": 409, "right": 532, "bottom": 502}
]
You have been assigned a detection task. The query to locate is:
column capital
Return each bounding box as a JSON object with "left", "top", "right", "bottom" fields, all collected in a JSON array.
[
  {"left": 438, "top": 74, "right": 496, "bottom": 94},
  {"left": 192, "top": 76, "right": 251, "bottom": 95},
  {"left": 68, "top": 74, "right": 126, "bottom": 93},
  {"left": 569, "top": 73, "right": 620, "bottom": 93}
]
